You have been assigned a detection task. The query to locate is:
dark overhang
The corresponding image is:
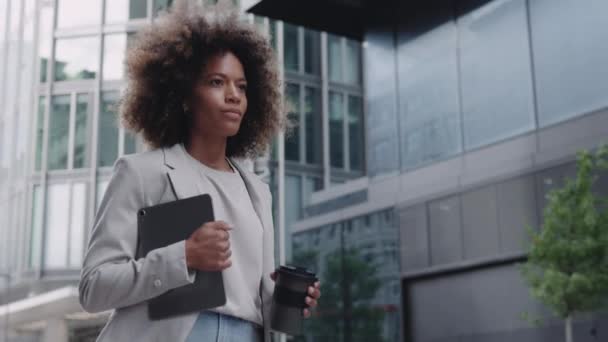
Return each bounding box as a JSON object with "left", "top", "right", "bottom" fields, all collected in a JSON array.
[{"left": 246, "top": 0, "right": 368, "bottom": 40}]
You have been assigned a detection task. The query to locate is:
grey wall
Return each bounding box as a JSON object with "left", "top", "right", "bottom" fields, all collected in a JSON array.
[{"left": 404, "top": 264, "right": 608, "bottom": 342}]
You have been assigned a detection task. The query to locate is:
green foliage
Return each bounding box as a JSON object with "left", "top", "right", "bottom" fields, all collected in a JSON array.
[
  {"left": 292, "top": 247, "right": 385, "bottom": 342},
  {"left": 520, "top": 145, "right": 608, "bottom": 320}
]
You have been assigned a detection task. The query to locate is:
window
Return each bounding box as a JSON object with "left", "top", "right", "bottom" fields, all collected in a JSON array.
[
  {"left": 530, "top": 0, "right": 608, "bottom": 126},
  {"left": 54, "top": 37, "right": 99, "bottom": 81},
  {"left": 329, "top": 91, "right": 344, "bottom": 168},
  {"left": 34, "top": 97, "right": 45, "bottom": 171},
  {"left": 98, "top": 91, "right": 120, "bottom": 167},
  {"left": 305, "top": 87, "right": 322, "bottom": 164},
  {"left": 345, "top": 39, "right": 361, "bottom": 85},
  {"left": 285, "top": 175, "right": 302, "bottom": 261},
  {"left": 328, "top": 34, "right": 342, "bottom": 82},
  {"left": 43, "top": 183, "right": 87, "bottom": 269},
  {"left": 69, "top": 183, "right": 86, "bottom": 268},
  {"left": 304, "top": 29, "right": 321, "bottom": 75},
  {"left": 348, "top": 95, "right": 364, "bottom": 171},
  {"left": 285, "top": 83, "right": 300, "bottom": 161},
  {"left": 73, "top": 94, "right": 91, "bottom": 168},
  {"left": 29, "top": 185, "right": 43, "bottom": 268},
  {"left": 153, "top": 0, "right": 173, "bottom": 16},
  {"left": 38, "top": 1, "right": 53, "bottom": 83},
  {"left": 284, "top": 23, "right": 299, "bottom": 72},
  {"left": 397, "top": 23, "right": 462, "bottom": 170},
  {"left": 44, "top": 184, "right": 70, "bottom": 269},
  {"left": 105, "top": 0, "right": 147, "bottom": 23},
  {"left": 103, "top": 34, "right": 132, "bottom": 81},
  {"left": 47, "top": 94, "right": 92, "bottom": 170},
  {"left": 459, "top": 0, "right": 535, "bottom": 149},
  {"left": 57, "top": 0, "right": 102, "bottom": 28},
  {"left": 366, "top": 30, "right": 400, "bottom": 177},
  {"left": 48, "top": 95, "right": 70, "bottom": 170},
  {"left": 269, "top": 19, "right": 278, "bottom": 52}
]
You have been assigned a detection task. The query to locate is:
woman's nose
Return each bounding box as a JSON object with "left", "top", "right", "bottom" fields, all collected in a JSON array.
[{"left": 225, "top": 83, "right": 241, "bottom": 103}]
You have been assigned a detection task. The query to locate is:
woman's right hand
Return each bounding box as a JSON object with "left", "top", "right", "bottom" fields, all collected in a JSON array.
[{"left": 185, "top": 220, "right": 232, "bottom": 271}]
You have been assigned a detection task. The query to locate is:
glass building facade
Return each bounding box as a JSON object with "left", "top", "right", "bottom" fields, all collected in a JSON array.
[
  {"left": 268, "top": 0, "right": 608, "bottom": 341},
  {"left": 0, "top": 0, "right": 365, "bottom": 341},
  {"left": 3, "top": 0, "right": 608, "bottom": 341}
]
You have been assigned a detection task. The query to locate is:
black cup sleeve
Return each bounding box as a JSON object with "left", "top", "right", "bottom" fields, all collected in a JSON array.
[{"left": 274, "top": 285, "right": 310, "bottom": 309}]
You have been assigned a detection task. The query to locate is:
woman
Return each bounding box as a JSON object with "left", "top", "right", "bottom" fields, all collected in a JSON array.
[{"left": 78, "top": 2, "right": 320, "bottom": 341}]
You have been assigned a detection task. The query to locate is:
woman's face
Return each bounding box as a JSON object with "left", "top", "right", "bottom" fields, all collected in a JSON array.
[{"left": 189, "top": 51, "right": 248, "bottom": 139}]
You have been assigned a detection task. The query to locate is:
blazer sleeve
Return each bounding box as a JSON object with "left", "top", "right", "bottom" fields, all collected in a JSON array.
[{"left": 78, "top": 156, "right": 196, "bottom": 313}]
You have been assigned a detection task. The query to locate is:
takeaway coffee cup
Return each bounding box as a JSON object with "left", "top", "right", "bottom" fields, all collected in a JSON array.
[{"left": 270, "top": 265, "right": 318, "bottom": 336}]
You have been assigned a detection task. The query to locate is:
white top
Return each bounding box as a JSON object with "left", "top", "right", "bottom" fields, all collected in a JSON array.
[{"left": 180, "top": 144, "right": 264, "bottom": 326}]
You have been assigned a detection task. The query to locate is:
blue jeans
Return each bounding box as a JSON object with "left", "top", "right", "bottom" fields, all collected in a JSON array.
[{"left": 185, "top": 311, "right": 263, "bottom": 342}]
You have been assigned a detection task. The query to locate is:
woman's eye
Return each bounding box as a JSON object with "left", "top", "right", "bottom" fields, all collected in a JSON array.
[
  {"left": 239, "top": 84, "right": 248, "bottom": 91},
  {"left": 210, "top": 79, "right": 223, "bottom": 86}
]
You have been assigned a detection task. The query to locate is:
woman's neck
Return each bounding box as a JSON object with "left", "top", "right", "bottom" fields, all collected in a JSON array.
[{"left": 185, "top": 133, "right": 232, "bottom": 172}]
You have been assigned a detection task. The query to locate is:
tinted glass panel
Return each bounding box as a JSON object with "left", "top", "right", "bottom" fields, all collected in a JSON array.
[
  {"left": 459, "top": 0, "right": 535, "bottom": 149},
  {"left": 530, "top": 0, "right": 608, "bottom": 126},
  {"left": 329, "top": 91, "right": 344, "bottom": 168},
  {"left": 74, "top": 94, "right": 90, "bottom": 168},
  {"left": 54, "top": 37, "right": 99, "bottom": 81},
  {"left": 48, "top": 95, "right": 70, "bottom": 170},
  {"left": 98, "top": 92, "right": 120, "bottom": 167}
]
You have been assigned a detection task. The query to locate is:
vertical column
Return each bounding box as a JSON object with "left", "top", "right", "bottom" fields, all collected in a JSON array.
[{"left": 320, "top": 32, "right": 330, "bottom": 189}]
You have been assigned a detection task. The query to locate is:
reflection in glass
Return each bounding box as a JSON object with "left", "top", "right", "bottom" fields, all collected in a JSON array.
[
  {"left": 74, "top": 94, "right": 90, "bottom": 168},
  {"left": 44, "top": 183, "right": 70, "bottom": 269},
  {"left": 459, "top": 0, "right": 534, "bottom": 149},
  {"left": 285, "top": 83, "right": 300, "bottom": 161},
  {"left": 57, "top": 0, "right": 101, "bottom": 28},
  {"left": 305, "top": 87, "right": 322, "bottom": 165},
  {"left": 285, "top": 175, "right": 302, "bottom": 262},
  {"left": 99, "top": 92, "right": 120, "bottom": 167},
  {"left": 345, "top": 39, "right": 361, "bottom": 85},
  {"left": 153, "top": 0, "right": 173, "bottom": 16},
  {"left": 29, "top": 185, "right": 43, "bottom": 268},
  {"left": 292, "top": 209, "right": 401, "bottom": 342},
  {"left": 35, "top": 97, "right": 45, "bottom": 171},
  {"left": 329, "top": 91, "right": 344, "bottom": 168},
  {"left": 103, "top": 34, "right": 132, "bottom": 80},
  {"left": 38, "top": 1, "right": 53, "bottom": 82},
  {"left": 365, "top": 30, "right": 400, "bottom": 177},
  {"left": 328, "top": 34, "right": 342, "bottom": 82},
  {"left": 284, "top": 23, "right": 299, "bottom": 72},
  {"left": 69, "top": 183, "right": 86, "bottom": 268},
  {"left": 269, "top": 19, "right": 278, "bottom": 52},
  {"left": 348, "top": 95, "right": 364, "bottom": 171},
  {"left": 304, "top": 29, "right": 321, "bottom": 75},
  {"left": 105, "top": 0, "right": 147, "bottom": 23},
  {"left": 54, "top": 37, "right": 99, "bottom": 81},
  {"left": 48, "top": 95, "right": 70, "bottom": 170},
  {"left": 398, "top": 23, "right": 462, "bottom": 170},
  {"left": 530, "top": 0, "right": 608, "bottom": 126}
]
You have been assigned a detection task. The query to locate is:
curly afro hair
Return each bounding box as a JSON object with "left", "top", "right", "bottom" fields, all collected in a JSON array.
[{"left": 120, "top": 0, "right": 284, "bottom": 158}]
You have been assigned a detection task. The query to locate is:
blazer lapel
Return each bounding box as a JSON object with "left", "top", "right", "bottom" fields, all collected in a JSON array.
[{"left": 162, "top": 143, "right": 208, "bottom": 200}]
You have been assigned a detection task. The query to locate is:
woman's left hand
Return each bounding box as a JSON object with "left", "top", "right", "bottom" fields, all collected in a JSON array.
[{"left": 270, "top": 271, "right": 321, "bottom": 318}]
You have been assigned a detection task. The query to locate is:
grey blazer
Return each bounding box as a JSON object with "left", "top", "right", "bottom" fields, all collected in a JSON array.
[{"left": 78, "top": 143, "right": 275, "bottom": 342}]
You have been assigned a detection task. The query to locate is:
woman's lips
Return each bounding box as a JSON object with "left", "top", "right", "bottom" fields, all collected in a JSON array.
[{"left": 222, "top": 111, "right": 241, "bottom": 120}]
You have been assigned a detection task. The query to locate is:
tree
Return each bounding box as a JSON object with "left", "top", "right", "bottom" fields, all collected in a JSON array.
[
  {"left": 520, "top": 145, "right": 608, "bottom": 342},
  {"left": 292, "top": 247, "right": 385, "bottom": 342}
]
